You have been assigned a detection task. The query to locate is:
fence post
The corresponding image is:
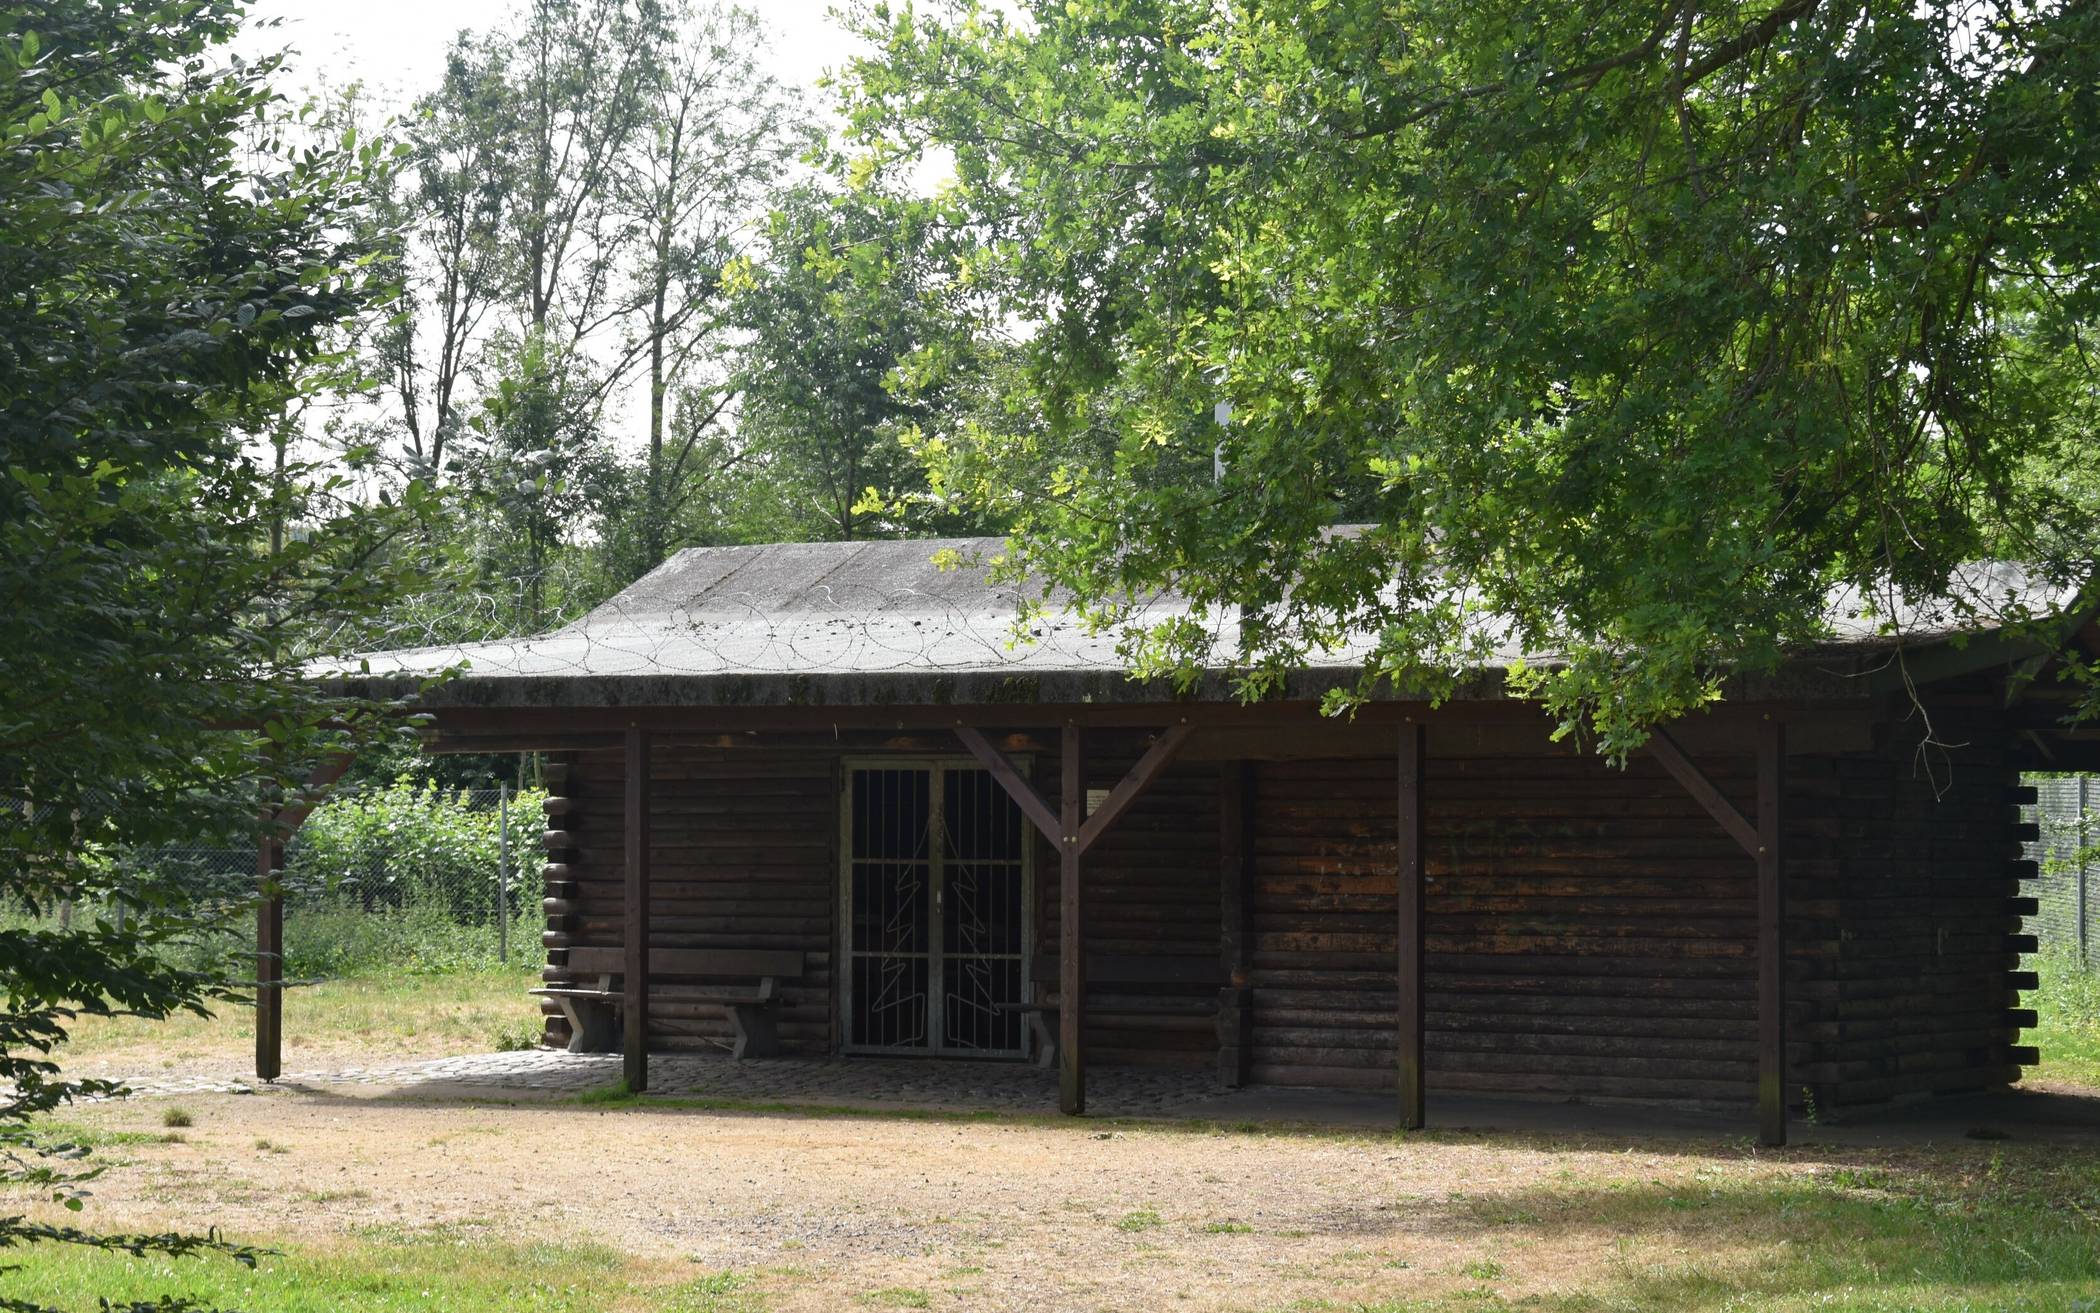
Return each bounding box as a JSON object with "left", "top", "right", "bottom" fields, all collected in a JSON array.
[
  {"left": 2081, "top": 776, "right": 2091, "bottom": 967},
  {"left": 497, "top": 781, "right": 511, "bottom": 966}
]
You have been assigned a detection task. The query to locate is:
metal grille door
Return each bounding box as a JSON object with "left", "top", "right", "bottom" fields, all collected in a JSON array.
[
  {"left": 844, "top": 763, "right": 1028, "bottom": 1056},
  {"left": 940, "top": 768, "right": 1027, "bottom": 1053},
  {"left": 847, "top": 769, "right": 933, "bottom": 1050}
]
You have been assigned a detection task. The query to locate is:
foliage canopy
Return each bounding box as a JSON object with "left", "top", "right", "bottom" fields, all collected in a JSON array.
[
  {"left": 0, "top": 3, "right": 419, "bottom": 1306},
  {"left": 845, "top": 0, "right": 2100, "bottom": 751}
]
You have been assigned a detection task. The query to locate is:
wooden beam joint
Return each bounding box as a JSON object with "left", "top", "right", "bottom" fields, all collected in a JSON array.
[
  {"left": 955, "top": 725, "right": 1062, "bottom": 846},
  {"left": 1647, "top": 727, "right": 1758, "bottom": 857}
]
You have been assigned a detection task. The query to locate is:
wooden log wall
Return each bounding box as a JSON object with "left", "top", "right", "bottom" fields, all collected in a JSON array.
[
  {"left": 521, "top": 710, "right": 2032, "bottom": 1108},
  {"left": 1251, "top": 751, "right": 1766, "bottom": 1101},
  {"left": 1033, "top": 736, "right": 1222, "bottom": 1069},
  {"left": 541, "top": 744, "right": 836, "bottom": 1054},
  {"left": 1796, "top": 689, "right": 2038, "bottom": 1106}
]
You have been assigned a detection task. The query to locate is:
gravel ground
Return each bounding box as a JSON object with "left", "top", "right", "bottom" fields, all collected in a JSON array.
[
  {"left": 40, "top": 1050, "right": 2100, "bottom": 1310},
  {"left": 53, "top": 1090, "right": 1785, "bottom": 1312}
]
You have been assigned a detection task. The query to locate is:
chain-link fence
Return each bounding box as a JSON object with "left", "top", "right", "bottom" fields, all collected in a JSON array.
[
  {"left": 8, "top": 784, "right": 543, "bottom": 975},
  {"left": 2029, "top": 775, "right": 2099, "bottom": 968}
]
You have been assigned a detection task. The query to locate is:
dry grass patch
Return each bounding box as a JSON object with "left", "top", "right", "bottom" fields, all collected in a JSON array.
[{"left": 56, "top": 968, "right": 540, "bottom": 1078}]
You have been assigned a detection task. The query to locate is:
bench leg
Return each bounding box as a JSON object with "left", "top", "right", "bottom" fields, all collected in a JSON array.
[
  {"left": 560, "top": 998, "right": 620, "bottom": 1054},
  {"left": 1030, "top": 1012, "right": 1058, "bottom": 1070},
  {"left": 727, "top": 1003, "right": 778, "bottom": 1059}
]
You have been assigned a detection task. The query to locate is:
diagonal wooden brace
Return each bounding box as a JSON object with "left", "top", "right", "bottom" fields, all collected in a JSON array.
[
  {"left": 956, "top": 722, "right": 1196, "bottom": 856},
  {"left": 1646, "top": 726, "right": 1757, "bottom": 856},
  {"left": 955, "top": 726, "right": 1062, "bottom": 845},
  {"left": 1076, "top": 724, "right": 1194, "bottom": 854}
]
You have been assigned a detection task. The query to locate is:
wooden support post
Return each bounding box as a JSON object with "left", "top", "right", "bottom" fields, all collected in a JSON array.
[
  {"left": 1647, "top": 723, "right": 1785, "bottom": 1140},
  {"left": 1060, "top": 723, "right": 1084, "bottom": 1115},
  {"left": 1217, "top": 761, "right": 1254, "bottom": 1087},
  {"left": 1757, "top": 718, "right": 1786, "bottom": 1147},
  {"left": 255, "top": 836, "right": 282, "bottom": 1082},
  {"left": 957, "top": 718, "right": 1192, "bottom": 1114},
  {"left": 624, "top": 725, "right": 652, "bottom": 1094},
  {"left": 1397, "top": 722, "right": 1426, "bottom": 1130},
  {"left": 253, "top": 752, "right": 355, "bottom": 1083}
]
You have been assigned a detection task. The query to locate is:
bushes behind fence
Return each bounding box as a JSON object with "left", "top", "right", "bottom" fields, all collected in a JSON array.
[{"left": 279, "top": 779, "right": 545, "bottom": 974}]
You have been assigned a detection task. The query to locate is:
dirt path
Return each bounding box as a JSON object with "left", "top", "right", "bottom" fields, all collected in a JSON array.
[{"left": 55, "top": 1088, "right": 1829, "bottom": 1312}]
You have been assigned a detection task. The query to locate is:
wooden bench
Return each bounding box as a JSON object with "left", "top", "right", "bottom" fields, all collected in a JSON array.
[
  {"left": 531, "top": 947, "right": 806, "bottom": 1058},
  {"left": 999, "top": 953, "right": 1217, "bottom": 1068}
]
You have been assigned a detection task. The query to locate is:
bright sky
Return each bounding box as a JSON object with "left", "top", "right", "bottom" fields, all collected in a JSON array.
[{"left": 244, "top": 0, "right": 867, "bottom": 117}]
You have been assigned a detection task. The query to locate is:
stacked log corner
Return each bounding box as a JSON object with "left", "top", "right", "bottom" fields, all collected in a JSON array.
[
  {"left": 1790, "top": 691, "right": 2041, "bottom": 1107},
  {"left": 538, "top": 756, "right": 579, "bottom": 1049}
]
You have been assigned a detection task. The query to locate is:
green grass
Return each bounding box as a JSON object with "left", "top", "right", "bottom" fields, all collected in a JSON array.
[
  {"left": 667, "top": 1271, "right": 766, "bottom": 1313},
  {"left": 23, "top": 1119, "right": 172, "bottom": 1151},
  {"left": 0, "top": 1231, "right": 709, "bottom": 1312},
  {"left": 281, "top": 904, "right": 527, "bottom": 978},
  {"left": 1291, "top": 1148, "right": 2100, "bottom": 1313},
  {"left": 57, "top": 966, "right": 542, "bottom": 1070},
  {"left": 2031, "top": 948, "right": 2100, "bottom": 1088}
]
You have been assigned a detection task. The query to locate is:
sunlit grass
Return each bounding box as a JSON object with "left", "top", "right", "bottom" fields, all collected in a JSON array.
[
  {"left": 0, "top": 1229, "right": 756, "bottom": 1313},
  {"left": 1264, "top": 1146, "right": 2100, "bottom": 1311},
  {"left": 2031, "top": 948, "right": 2100, "bottom": 1089},
  {"left": 57, "top": 967, "right": 541, "bottom": 1071}
]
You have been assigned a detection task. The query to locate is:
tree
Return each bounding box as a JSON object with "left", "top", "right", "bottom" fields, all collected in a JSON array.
[
  {"left": 730, "top": 181, "right": 989, "bottom": 541},
  {"left": 498, "top": 0, "right": 668, "bottom": 363},
  {"left": 367, "top": 0, "right": 663, "bottom": 477},
  {"left": 611, "top": 1, "right": 805, "bottom": 571},
  {"left": 373, "top": 42, "right": 514, "bottom": 477},
  {"left": 460, "top": 331, "right": 622, "bottom": 630},
  {"left": 0, "top": 4, "right": 420, "bottom": 1307},
  {"left": 844, "top": 0, "right": 2100, "bottom": 752}
]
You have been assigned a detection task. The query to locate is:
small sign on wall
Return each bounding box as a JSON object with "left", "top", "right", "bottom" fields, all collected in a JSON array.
[{"left": 1086, "top": 787, "right": 1110, "bottom": 816}]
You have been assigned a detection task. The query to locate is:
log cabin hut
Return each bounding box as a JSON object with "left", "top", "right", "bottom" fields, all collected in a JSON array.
[{"left": 322, "top": 537, "right": 2100, "bottom": 1145}]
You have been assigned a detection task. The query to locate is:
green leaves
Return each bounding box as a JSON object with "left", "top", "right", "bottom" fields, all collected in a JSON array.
[
  {"left": 843, "top": 0, "right": 2100, "bottom": 751},
  {"left": 0, "top": 3, "right": 423, "bottom": 1305},
  {"left": 728, "top": 180, "right": 995, "bottom": 542}
]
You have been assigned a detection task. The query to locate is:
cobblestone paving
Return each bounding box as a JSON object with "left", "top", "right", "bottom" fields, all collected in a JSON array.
[{"left": 97, "top": 1049, "right": 1238, "bottom": 1118}]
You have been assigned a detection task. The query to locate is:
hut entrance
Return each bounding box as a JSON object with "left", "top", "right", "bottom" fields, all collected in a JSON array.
[{"left": 841, "top": 762, "right": 1032, "bottom": 1058}]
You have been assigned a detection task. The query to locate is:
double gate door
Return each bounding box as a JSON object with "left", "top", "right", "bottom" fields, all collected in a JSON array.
[{"left": 841, "top": 762, "right": 1032, "bottom": 1056}]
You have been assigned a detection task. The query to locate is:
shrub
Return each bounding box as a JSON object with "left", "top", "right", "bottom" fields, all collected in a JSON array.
[
  {"left": 281, "top": 904, "right": 522, "bottom": 977},
  {"left": 283, "top": 779, "right": 544, "bottom": 928}
]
